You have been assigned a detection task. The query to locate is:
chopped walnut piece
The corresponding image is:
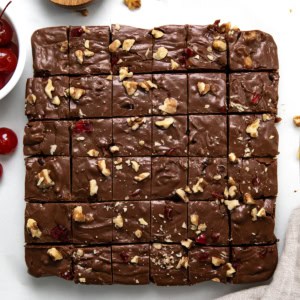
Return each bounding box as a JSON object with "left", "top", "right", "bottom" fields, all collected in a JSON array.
[
  {"left": 243, "top": 193, "right": 256, "bottom": 205},
  {"left": 89, "top": 179, "right": 98, "bottom": 196},
  {"left": 213, "top": 174, "right": 222, "bottom": 181},
  {"left": 110, "top": 145, "right": 120, "bottom": 153},
  {"left": 131, "top": 160, "right": 140, "bottom": 172},
  {"left": 72, "top": 206, "right": 86, "bottom": 222},
  {"left": 257, "top": 207, "right": 266, "bottom": 218},
  {"left": 153, "top": 47, "right": 168, "bottom": 60},
  {"left": 185, "top": 186, "right": 192, "bottom": 194},
  {"left": 122, "top": 39, "right": 135, "bottom": 51},
  {"left": 36, "top": 169, "right": 55, "bottom": 189},
  {"left": 212, "top": 256, "right": 226, "bottom": 267},
  {"left": 84, "top": 49, "right": 94, "bottom": 57},
  {"left": 138, "top": 80, "right": 158, "bottom": 91},
  {"left": 106, "top": 75, "right": 113, "bottom": 81},
  {"left": 139, "top": 140, "right": 145, "bottom": 146},
  {"left": 151, "top": 29, "right": 164, "bottom": 39},
  {"left": 109, "top": 39, "right": 121, "bottom": 52},
  {"left": 226, "top": 263, "right": 236, "bottom": 277},
  {"left": 198, "top": 223, "right": 207, "bottom": 232},
  {"left": 197, "top": 82, "right": 211, "bottom": 96},
  {"left": 228, "top": 152, "right": 237, "bottom": 163},
  {"left": 251, "top": 207, "right": 258, "bottom": 221},
  {"left": 44, "top": 79, "right": 55, "bottom": 99},
  {"left": 134, "top": 229, "right": 142, "bottom": 239},
  {"left": 244, "top": 31, "right": 257, "bottom": 42},
  {"left": 212, "top": 39, "right": 227, "bottom": 52},
  {"left": 50, "top": 145, "right": 57, "bottom": 155},
  {"left": 79, "top": 278, "right": 86, "bottom": 283},
  {"left": 119, "top": 67, "right": 133, "bottom": 81},
  {"left": 130, "top": 255, "right": 139, "bottom": 264},
  {"left": 175, "top": 188, "right": 189, "bottom": 202},
  {"left": 190, "top": 213, "right": 199, "bottom": 226},
  {"left": 26, "top": 218, "right": 42, "bottom": 238},
  {"left": 69, "top": 87, "right": 86, "bottom": 100},
  {"left": 47, "top": 248, "right": 63, "bottom": 261},
  {"left": 159, "top": 98, "right": 178, "bottom": 114},
  {"left": 212, "top": 278, "right": 221, "bottom": 283},
  {"left": 244, "top": 56, "right": 253, "bottom": 68},
  {"left": 87, "top": 149, "right": 99, "bottom": 157},
  {"left": 51, "top": 96, "right": 61, "bottom": 106},
  {"left": 293, "top": 116, "right": 300, "bottom": 127},
  {"left": 246, "top": 119, "right": 260, "bottom": 138},
  {"left": 224, "top": 200, "right": 240, "bottom": 211},
  {"left": 228, "top": 176, "right": 236, "bottom": 186},
  {"left": 113, "top": 214, "right": 124, "bottom": 228},
  {"left": 155, "top": 117, "right": 175, "bottom": 129},
  {"left": 26, "top": 93, "right": 37, "bottom": 105},
  {"left": 153, "top": 243, "right": 162, "bottom": 250},
  {"left": 59, "top": 40, "right": 68, "bottom": 53},
  {"left": 84, "top": 40, "right": 90, "bottom": 49},
  {"left": 181, "top": 239, "right": 193, "bottom": 249},
  {"left": 171, "top": 59, "right": 179, "bottom": 70},
  {"left": 75, "top": 50, "right": 84, "bottom": 64},
  {"left": 124, "top": 0, "right": 141, "bottom": 10},
  {"left": 138, "top": 218, "right": 148, "bottom": 226},
  {"left": 97, "top": 159, "right": 111, "bottom": 177},
  {"left": 263, "top": 114, "right": 272, "bottom": 122},
  {"left": 123, "top": 80, "right": 138, "bottom": 96},
  {"left": 134, "top": 172, "right": 150, "bottom": 182},
  {"left": 81, "top": 26, "right": 91, "bottom": 34},
  {"left": 192, "top": 178, "right": 204, "bottom": 193},
  {"left": 114, "top": 157, "right": 123, "bottom": 165},
  {"left": 228, "top": 185, "right": 237, "bottom": 198},
  {"left": 176, "top": 256, "right": 189, "bottom": 269},
  {"left": 127, "top": 117, "right": 146, "bottom": 130}
]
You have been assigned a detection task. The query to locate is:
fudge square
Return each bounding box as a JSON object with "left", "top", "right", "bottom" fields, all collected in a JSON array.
[
  {"left": 229, "top": 114, "right": 279, "bottom": 158},
  {"left": 150, "top": 243, "right": 188, "bottom": 285},
  {"left": 25, "top": 203, "right": 72, "bottom": 244},
  {"left": 188, "top": 73, "right": 227, "bottom": 114},
  {"left": 152, "top": 25, "right": 187, "bottom": 72},
  {"left": 112, "top": 244, "right": 150, "bottom": 285},
  {"left": 188, "top": 201, "right": 229, "bottom": 245},
  {"left": 72, "top": 203, "right": 113, "bottom": 244},
  {"left": 31, "top": 26, "right": 69, "bottom": 76},
  {"left": 25, "top": 77, "right": 69, "bottom": 120},
  {"left": 25, "top": 156, "right": 71, "bottom": 202},
  {"left": 189, "top": 246, "right": 230, "bottom": 284},
  {"left": 229, "top": 72, "right": 279, "bottom": 114},
  {"left": 112, "top": 201, "right": 150, "bottom": 243},
  {"left": 113, "top": 157, "right": 151, "bottom": 201},
  {"left": 231, "top": 245, "right": 278, "bottom": 283},
  {"left": 72, "top": 157, "right": 112, "bottom": 201},
  {"left": 230, "top": 198, "right": 276, "bottom": 245},
  {"left": 151, "top": 200, "right": 187, "bottom": 243},
  {"left": 25, "top": 245, "right": 73, "bottom": 279},
  {"left": 69, "top": 76, "right": 112, "bottom": 118},
  {"left": 189, "top": 115, "right": 227, "bottom": 157},
  {"left": 69, "top": 26, "right": 110, "bottom": 74},
  {"left": 73, "top": 247, "right": 112, "bottom": 284},
  {"left": 110, "top": 24, "right": 153, "bottom": 74}
]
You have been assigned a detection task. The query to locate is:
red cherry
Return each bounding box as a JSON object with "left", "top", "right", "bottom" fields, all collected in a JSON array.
[
  {"left": 0, "top": 163, "right": 3, "bottom": 178},
  {"left": 0, "top": 127, "right": 18, "bottom": 154},
  {"left": 73, "top": 120, "right": 93, "bottom": 134},
  {"left": 0, "top": 48, "right": 17, "bottom": 73},
  {"left": 0, "top": 2, "right": 13, "bottom": 46},
  {"left": 70, "top": 27, "right": 84, "bottom": 38},
  {"left": 195, "top": 233, "right": 207, "bottom": 245},
  {"left": 50, "top": 225, "right": 69, "bottom": 242},
  {"left": 7, "top": 41, "right": 18, "bottom": 57}
]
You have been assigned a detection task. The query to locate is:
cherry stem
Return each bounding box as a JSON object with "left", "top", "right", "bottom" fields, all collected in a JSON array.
[{"left": 0, "top": 1, "right": 12, "bottom": 20}]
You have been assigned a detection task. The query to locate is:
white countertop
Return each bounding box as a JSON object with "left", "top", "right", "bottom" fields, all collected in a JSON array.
[{"left": 0, "top": 0, "right": 299, "bottom": 299}]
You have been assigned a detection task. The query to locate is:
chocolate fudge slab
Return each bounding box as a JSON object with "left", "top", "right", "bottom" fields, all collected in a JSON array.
[
  {"left": 228, "top": 30, "right": 279, "bottom": 71},
  {"left": 113, "top": 117, "right": 152, "bottom": 156},
  {"left": 69, "top": 76, "right": 112, "bottom": 118},
  {"left": 151, "top": 157, "right": 188, "bottom": 199},
  {"left": 113, "top": 157, "right": 151, "bottom": 201},
  {"left": 152, "top": 116, "right": 188, "bottom": 156},
  {"left": 31, "top": 26, "right": 69, "bottom": 76},
  {"left": 24, "top": 121, "right": 71, "bottom": 156},
  {"left": 186, "top": 22, "right": 228, "bottom": 70},
  {"left": 25, "top": 245, "right": 73, "bottom": 279},
  {"left": 229, "top": 114, "right": 278, "bottom": 158},
  {"left": 150, "top": 244, "right": 188, "bottom": 286},
  {"left": 69, "top": 26, "right": 110, "bottom": 75},
  {"left": 72, "top": 203, "right": 113, "bottom": 244},
  {"left": 188, "top": 201, "right": 229, "bottom": 245},
  {"left": 152, "top": 74, "right": 188, "bottom": 115},
  {"left": 25, "top": 156, "right": 71, "bottom": 202},
  {"left": 152, "top": 25, "right": 187, "bottom": 72},
  {"left": 25, "top": 77, "right": 69, "bottom": 120},
  {"left": 112, "top": 201, "right": 150, "bottom": 243},
  {"left": 25, "top": 203, "right": 71, "bottom": 243},
  {"left": 188, "top": 73, "right": 227, "bottom": 114},
  {"left": 73, "top": 247, "right": 112, "bottom": 284},
  {"left": 189, "top": 246, "right": 229, "bottom": 284},
  {"left": 229, "top": 72, "right": 279, "bottom": 113},
  {"left": 189, "top": 115, "right": 227, "bottom": 157},
  {"left": 72, "top": 119, "right": 113, "bottom": 157},
  {"left": 112, "top": 244, "right": 150, "bottom": 284},
  {"left": 151, "top": 200, "right": 187, "bottom": 243},
  {"left": 231, "top": 199, "right": 276, "bottom": 245},
  {"left": 228, "top": 158, "right": 277, "bottom": 199},
  {"left": 231, "top": 245, "right": 278, "bottom": 283},
  {"left": 188, "top": 157, "right": 227, "bottom": 201},
  {"left": 110, "top": 24, "right": 153, "bottom": 74},
  {"left": 72, "top": 157, "right": 112, "bottom": 201}
]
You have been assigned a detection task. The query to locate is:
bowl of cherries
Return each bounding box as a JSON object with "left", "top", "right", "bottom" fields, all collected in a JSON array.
[{"left": 0, "top": 1, "right": 26, "bottom": 100}]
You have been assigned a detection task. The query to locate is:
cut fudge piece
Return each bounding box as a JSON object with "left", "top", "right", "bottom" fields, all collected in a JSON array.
[
  {"left": 72, "top": 157, "right": 112, "bottom": 201},
  {"left": 73, "top": 247, "right": 112, "bottom": 284},
  {"left": 25, "top": 77, "right": 69, "bottom": 120},
  {"left": 188, "top": 157, "right": 227, "bottom": 201},
  {"left": 228, "top": 158, "right": 277, "bottom": 199},
  {"left": 25, "top": 203, "right": 71, "bottom": 243},
  {"left": 112, "top": 244, "right": 150, "bottom": 284},
  {"left": 152, "top": 74, "right": 188, "bottom": 115},
  {"left": 113, "top": 117, "right": 152, "bottom": 156},
  {"left": 188, "top": 73, "right": 227, "bottom": 114},
  {"left": 152, "top": 25, "right": 187, "bottom": 72},
  {"left": 110, "top": 24, "right": 153, "bottom": 74},
  {"left": 229, "top": 72, "right": 279, "bottom": 113},
  {"left": 24, "top": 121, "right": 71, "bottom": 156},
  {"left": 69, "top": 26, "right": 110, "bottom": 74},
  {"left": 25, "top": 156, "right": 71, "bottom": 202},
  {"left": 231, "top": 198, "right": 276, "bottom": 245},
  {"left": 113, "top": 157, "right": 151, "bottom": 200},
  {"left": 231, "top": 245, "right": 278, "bottom": 283},
  {"left": 188, "top": 201, "right": 229, "bottom": 245},
  {"left": 228, "top": 30, "right": 279, "bottom": 71},
  {"left": 151, "top": 157, "right": 188, "bottom": 199},
  {"left": 189, "top": 115, "right": 227, "bottom": 157},
  {"left": 151, "top": 200, "right": 187, "bottom": 242},
  {"left": 112, "top": 74, "right": 153, "bottom": 117},
  {"left": 189, "top": 246, "right": 229, "bottom": 284},
  {"left": 69, "top": 76, "right": 112, "bottom": 118},
  {"left": 31, "top": 26, "right": 69, "bottom": 76},
  {"left": 25, "top": 245, "right": 73, "bottom": 279},
  {"left": 229, "top": 114, "right": 278, "bottom": 158},
  {"left": 152, "top": 116, "right": 188, "bottom": 156},
  {"left": 186, "top": 22, "right": 227, "bottom": 70},
  {"left": 72, "top": 203, "right": 113, "bottom": 244},
  {"left": 112, "top": 201, "right": 150, "bottom": 243},
  {"left": 72, "top": 119, "right": 112, "bottom": 157},
  {"left": 150, "top": 244, "right": 188, "bottom": 285}
]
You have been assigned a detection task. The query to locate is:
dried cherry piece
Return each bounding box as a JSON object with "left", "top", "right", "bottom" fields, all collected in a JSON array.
[
  {"left": 250, "top": 93, "right": 261, "bottom": 105},
  {"left": 195, "top": 233, "right": 207, "bottom": 245},
  {"left": 197, "top": 251, "right": 209, "bottom": 261},
  {"left": 50, "top": 225, "right": 69, "bottom": 242},
  {"left": 70, "top": 26, "right": 84, "bottom": 38},
  {"left": 73, "top": 120, "right": 93, "bottom": 134},
  {"left": 211, "top": 232, "right": 220, "bottom": 242},
  {"left": 164, "top": 205, "right": 173, "bottom": 221},
  {"left": 60, "top": 270, "right": 73, "bottom": 281}
]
